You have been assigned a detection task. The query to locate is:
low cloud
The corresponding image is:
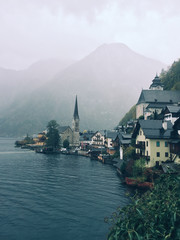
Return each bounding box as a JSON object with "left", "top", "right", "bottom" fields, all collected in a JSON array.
[{"left": 0, "top": 0, "right": 180, "bottom": 69}]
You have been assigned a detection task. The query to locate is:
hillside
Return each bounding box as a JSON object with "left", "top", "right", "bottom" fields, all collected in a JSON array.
[
  {"left": 0, "top": 43, "right": 166, "bottom": 136},
  {"left": 119, "top": 105, "right": 136, "bottom": 126},
  {"left": 160, "top": 59, "right": 180, "bottom": 90}
]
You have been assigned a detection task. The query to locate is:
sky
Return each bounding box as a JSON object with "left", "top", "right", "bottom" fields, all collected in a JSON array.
[{"left": 0, "top": 0, "right": 180, "bottom": 70}]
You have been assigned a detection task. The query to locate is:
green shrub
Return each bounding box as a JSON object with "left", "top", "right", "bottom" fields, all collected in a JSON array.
[
  {"left": 123, "top": 146, "right": 136, "bottom": 160},
  {"left": 132, "top": 158, "right": 146, "bottom": 177},
  {"left": 107, "top": 174, "right": 180, "bottom": 240}
]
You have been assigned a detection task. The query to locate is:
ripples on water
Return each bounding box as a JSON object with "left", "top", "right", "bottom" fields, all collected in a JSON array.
[{"left": 0, "top": 138, "right": 130, "bottom": 240}]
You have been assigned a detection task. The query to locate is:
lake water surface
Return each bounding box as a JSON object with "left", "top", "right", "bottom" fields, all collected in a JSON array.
[{"left": 0, "top": 138, "right": 129, "bottom": 240}]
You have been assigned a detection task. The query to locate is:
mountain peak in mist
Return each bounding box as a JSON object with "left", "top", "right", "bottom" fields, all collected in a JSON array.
[{"left": 96, "top": 42, "right": 131, "bottom": 51}]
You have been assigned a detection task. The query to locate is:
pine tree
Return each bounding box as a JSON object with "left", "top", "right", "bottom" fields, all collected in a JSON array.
[{"left": 46, "top": 120, "right": 60, "bottom": 149}]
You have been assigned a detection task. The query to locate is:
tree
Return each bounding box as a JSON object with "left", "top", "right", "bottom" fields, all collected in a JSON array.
[
  {"left": 123, "top": 146, "right": 136, "bottom": 160},
  {"left": 63, "top": 139, "right": 69, "bottom": 149},
  {"left": 46, "top": 120, "right": 60, "bottom": 149}
]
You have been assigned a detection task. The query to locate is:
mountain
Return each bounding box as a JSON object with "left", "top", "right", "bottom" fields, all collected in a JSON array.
[
  {"left": 0, "top": 59, "right": 74, "bottom": 111},
  {"left": 0, "top": 43, "right": 166, "bottom": 136}
]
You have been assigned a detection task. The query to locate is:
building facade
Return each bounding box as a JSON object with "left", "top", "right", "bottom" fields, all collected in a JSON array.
[{"left": 133, "top": 120, "right": 172, "bottom": 167}]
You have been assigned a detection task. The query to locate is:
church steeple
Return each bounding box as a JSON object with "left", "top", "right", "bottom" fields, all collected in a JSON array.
[
  {"left": 149, "top": 74, "right": 164, "bottom": 90},
  {"left": 73, "top": 95, "right": 79, "bottom": 120},
  {"left": 72, "top": 95, "right": 80, "bottom": 147}
]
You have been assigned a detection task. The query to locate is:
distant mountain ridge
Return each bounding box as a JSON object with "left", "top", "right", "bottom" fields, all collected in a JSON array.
[
  {"left": 0, "top": 43, "right": 166, "bottom": 136},
  {"left": 0, "top": 59, "right": 74, "bottom": 111}
]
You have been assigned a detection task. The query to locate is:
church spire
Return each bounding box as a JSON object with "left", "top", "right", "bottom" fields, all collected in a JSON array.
[
  {"left": 73, "top": 95, "right": 79, "bottom": 120},
  {"left": 149, "top": 74, "right": 164, "bottom": 90}
]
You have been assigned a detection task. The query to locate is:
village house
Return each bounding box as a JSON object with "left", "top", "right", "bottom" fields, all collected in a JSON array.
[
  {"left": 104, "top": 131, "right": 118, "bottom": 148},
  {"left": 163, "top": 105, "right": 180, "bottom": 124},
  {"left": 79, "top": 131, "right": 94, "bottom": 150},
  {"left": 91, "top": 131, "right": 105, "bottom": 148},
  {"left": 112, "top": 132, "right": 132, "bottom": 159},
  {"left": 132, "top": 119, "right": 173, "bottom": 167},
  {"left": 119, "top": 133, "right": 132, "bottom": 160},
  {"left": 32, "top": 132, "right": 47, "bottom": 146},
  {"left": 103, "top": 130, "right": 118, "bottom": 155}
]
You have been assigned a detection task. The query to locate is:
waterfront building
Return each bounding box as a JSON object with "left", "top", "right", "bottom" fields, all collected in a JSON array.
[
  {"left": 91, "top": 131, "right": 105, "bottom": 148},
  {"left": 132, "top": 120, "right": 173, "bottom": 167}
]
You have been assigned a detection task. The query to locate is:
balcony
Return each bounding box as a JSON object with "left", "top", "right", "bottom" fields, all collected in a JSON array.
[{"left": 135, "top": 141, "right": 145, "bottom": 150}]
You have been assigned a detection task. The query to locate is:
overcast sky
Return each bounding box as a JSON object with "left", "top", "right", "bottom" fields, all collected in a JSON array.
[{"left": 1, "top": 0, "right": 180, "bottom": 70}]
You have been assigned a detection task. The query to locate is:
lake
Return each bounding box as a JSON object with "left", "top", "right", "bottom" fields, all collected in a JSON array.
[{"left": 0, "top": 138, "right": 129, "bottom": 240}]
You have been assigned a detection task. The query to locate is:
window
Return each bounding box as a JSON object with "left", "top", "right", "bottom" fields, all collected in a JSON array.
[
  {"left": 165, "top": 152, "right": 168, "bottom": 157},
  {"left": 165, "top": 142, "right": 168, "bottom": 147},
  {"left": 146, "top": 141, "right": 148, "bottom": 147},
  {"left": 156, "top": 141, "right": 160, "bottom": 147},
  {"left": 139, "top": 130, "right": 142, "bottom": 135},
  {"left": 146, "top": 151, "right": 148, "bottom": 156},
  {"left": 156, "top": 152, "right": 160, "bottom": 157}
]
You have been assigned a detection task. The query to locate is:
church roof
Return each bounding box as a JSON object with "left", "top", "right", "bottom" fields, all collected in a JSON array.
[
  {"left": 58, "top": 126, "right": 71, "bottom": 133},
  {"left": 147, "top": 103, "right": 168, "bottom": 109},
  {"left": 149, "top": 75, "right": 164, "bottom": 89},
  {"left": 137, "top": 90, "right": 180, "bottom": 105},
  {"left": 73, "top": 96, "right": 79, "bottom": 120}
]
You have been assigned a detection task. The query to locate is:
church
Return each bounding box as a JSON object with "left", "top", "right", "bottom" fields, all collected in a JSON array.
[
  {"left": 136, "top": 75, "right": 180, "bottom": 120},
  {"left": 58, "top": 96, "right": 80, "bottom": 148}
]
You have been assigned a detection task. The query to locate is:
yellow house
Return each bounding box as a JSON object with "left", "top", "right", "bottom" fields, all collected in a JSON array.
[{"left": 133, "top": 120, "right": 172, "bottom": 167}]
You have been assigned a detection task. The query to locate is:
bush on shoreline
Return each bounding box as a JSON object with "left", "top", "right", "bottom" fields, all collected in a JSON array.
[{"left": 106, "top": 174, "right": 180, "bottom": 240}]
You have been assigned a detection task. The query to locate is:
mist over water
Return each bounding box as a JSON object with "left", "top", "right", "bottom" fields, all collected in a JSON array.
[{"left": 0, "top": 138, "right": 129, "bottom": 240}]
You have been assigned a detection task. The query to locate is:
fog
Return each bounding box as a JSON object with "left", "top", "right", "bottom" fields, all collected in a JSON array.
[{"left": 1, "top": 0, "right": 180, "bottom": 69}]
